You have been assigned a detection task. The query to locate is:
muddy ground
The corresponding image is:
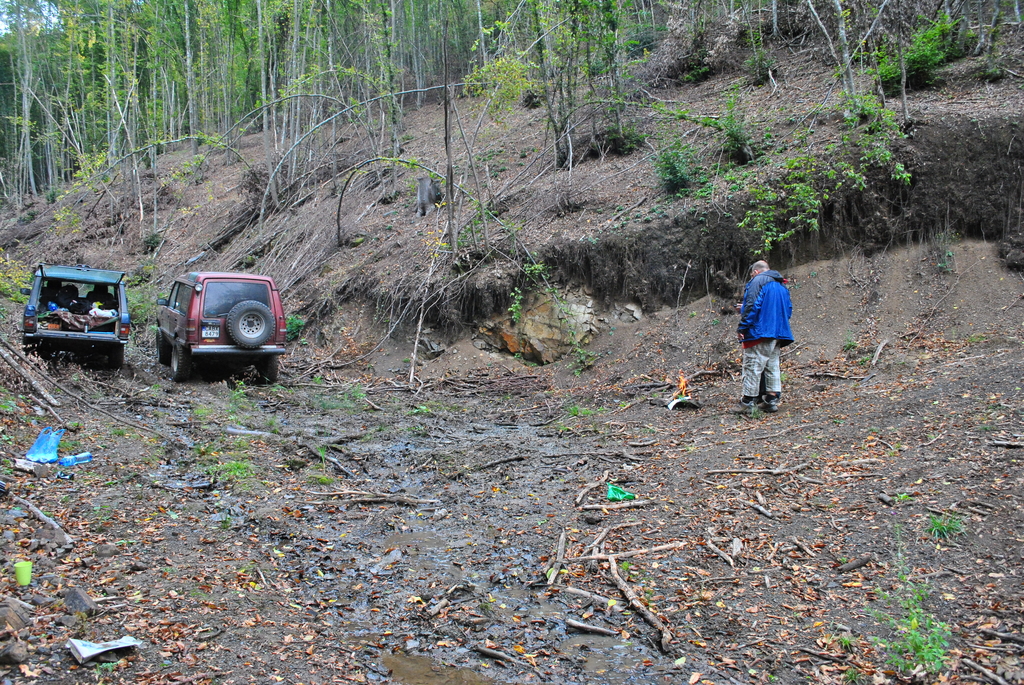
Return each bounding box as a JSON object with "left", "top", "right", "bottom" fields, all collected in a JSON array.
[{"left": 0, "top": 241, "right": 1020, "bottom": 685}]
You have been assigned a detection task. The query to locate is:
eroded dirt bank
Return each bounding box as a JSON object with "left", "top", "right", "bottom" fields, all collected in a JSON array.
[{"left": 0, "top": 241, "right": 1020, "bottom": 685}]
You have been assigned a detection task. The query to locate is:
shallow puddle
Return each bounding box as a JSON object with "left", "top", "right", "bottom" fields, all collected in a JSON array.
[
  {"left": 382, "top": 653, "right": 494, "bottom": 684},
  {"left": 559, "top": 635, "right": 640, "bottom": 683},
  {"left": 382, "top": 532, "right": 463, "bottom": 580}
]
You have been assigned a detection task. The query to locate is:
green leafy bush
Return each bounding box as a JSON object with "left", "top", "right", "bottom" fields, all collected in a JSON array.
[
  {"left": 721, "top": 89, "right": 754, "bottom": 163},
  {"left": 285, "top": 315, "right": 305, "bottom": 341},
  {"left": 655, "top": 143, "right": 704, "bottom": 195},
  {"left": 877, "top": 17, "right": 962, "bottom": 94}
]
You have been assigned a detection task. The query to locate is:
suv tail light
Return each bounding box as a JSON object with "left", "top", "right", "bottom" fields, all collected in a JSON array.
[
  {"left": 23, "top": 305, "right": 37, "bottom": 333},
  {"left": 118, "top": 322, "right": 131, "bottom": 339}
]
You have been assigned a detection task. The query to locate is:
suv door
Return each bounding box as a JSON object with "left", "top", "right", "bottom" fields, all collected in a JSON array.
[{"left": 159, "top": 282, "right": 192, "bottom": 345}]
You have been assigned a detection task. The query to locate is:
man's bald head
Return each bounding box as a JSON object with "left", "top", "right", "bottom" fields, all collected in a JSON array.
[{"left": 750, "top": 260, "right": 769, "bottom": 277}]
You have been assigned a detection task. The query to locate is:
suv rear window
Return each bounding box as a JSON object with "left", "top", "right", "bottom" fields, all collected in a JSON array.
[{"left": 202, "top": 281, "right": 271, "bottom": 317}]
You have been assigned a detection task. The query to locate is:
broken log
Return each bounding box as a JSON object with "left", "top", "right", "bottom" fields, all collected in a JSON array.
[
  {"left": 12, "top": 459, "right": 51, "bottom": 479},
  {"left": 836, "top": 554, "right": 875, "bottom": 574}
]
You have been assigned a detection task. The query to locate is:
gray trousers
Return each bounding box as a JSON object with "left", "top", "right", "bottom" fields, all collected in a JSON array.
[{"left": 742, "top": 339, "right": 782, "bottom": 397}]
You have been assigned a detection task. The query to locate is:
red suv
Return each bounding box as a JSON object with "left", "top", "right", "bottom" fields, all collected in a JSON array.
[{"left": 155, "top": 272, "right": 286, "bottom": 383}]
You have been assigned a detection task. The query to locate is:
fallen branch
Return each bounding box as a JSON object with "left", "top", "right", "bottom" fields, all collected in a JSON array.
[
  {"left": 979, "top": 629, "right": 1024, "bottom": 645},
  {"left": 707, "top": 462, "right": 810, "bottom": 476},
  {"left": 580, "top": 500, "right": 650, "bottom": 511},
  {"left": 791, "top": 537, "right": 817, "bottom": 558},
  {"left": 225, "top": 426, "right": 278, "bottom": 438},
  {"left": 473, "top": 455, "right": 525, "bottom": 471},
  {"left": 472, "top": 644, "right": 521, "bottom": 664},
  {"left": 546, "top": 529, "right": 567, "bottom": 586},
  {"left": 584, "top": 522, "right": 641, "bottom": 557},
  {"left": 747, "top": 501, "right": 774, "bottom": 518},
  {"left": 796, "top": 647, "right": 848, "bottom": 664},
  {"left": 704, "top": 531, "right": 734, "bottom": 567},
  {"left": 0, "top": 338, "right": 62, "bottom": 407},
  {"left": 962, "top": 658, "right": 1012, "bottom": 685},
  {"left": 472, "top": 644, "right": 548, "bottom": 682},
  {"left": 0, "top": 338, "right": 183, "bottom": 446},
  {"left": 575, "top": 470, "right": 610, "bottom": 506},
  {"left": 607, "top": 554, "right": 674, "bottom": 653},
  {"left": 568, "top": 541, "right": 686, "bottom": 563},
  {"left": 988, "top": 441, "right": 1024, "bottom": 448},
  {"left": 870, "top": 339, "right": 889, "bottom": 366},
  {"left": 834, "top": 472, "right": 885, "bottom": 479},
  {"left": 565, "top": 619, "right": 619, "bottom": 637},
  {"left": 308, "top": 490, "right": 438, "bottom": 506},
  {"left": 556, "top": 586, "right": 621, "bottom": 612},
  {"left": 12, "top": 495, "right": 73, "bottom": 547}
]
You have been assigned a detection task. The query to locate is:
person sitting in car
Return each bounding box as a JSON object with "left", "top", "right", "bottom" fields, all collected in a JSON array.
[{"left": 86, "top": 285, "right": 117, "bottom": 310}]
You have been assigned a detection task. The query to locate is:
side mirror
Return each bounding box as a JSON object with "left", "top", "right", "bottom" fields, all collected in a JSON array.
[
  {"left": 156, "top": 298, "right": 168, "bottom": 306},
  {"left": 19, "top": 288, "right": 30, "bottom": 296}
]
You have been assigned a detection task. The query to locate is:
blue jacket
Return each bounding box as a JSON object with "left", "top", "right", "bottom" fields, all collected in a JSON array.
[{"left": 738, "top": 270, "right": 794, "bottom": 345}]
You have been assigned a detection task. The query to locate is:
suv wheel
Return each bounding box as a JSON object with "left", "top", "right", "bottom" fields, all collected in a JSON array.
[
  {"left": 226, "top": 300, "right": 274, "bottom": 349},
  {"left": 255, "top": 356, "right": 280, "bottom": 384},
  {"left": 107, "top": 345, "right": 125, "bottom": 370},
  {"left": 155, "top": 329, "right": 172, "bottom": 365},
  {"left": 171, "top": 344, "right": 193, "bottom": 382}
]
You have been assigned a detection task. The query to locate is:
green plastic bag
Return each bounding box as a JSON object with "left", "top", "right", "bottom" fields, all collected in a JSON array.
[{"left": 606, "top": 483, "right": 636, "bottom": 502}]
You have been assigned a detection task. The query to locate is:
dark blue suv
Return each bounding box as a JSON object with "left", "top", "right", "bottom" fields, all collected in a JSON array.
[{"left": 20, "top": 264, "right": 131, "bottom": 370}]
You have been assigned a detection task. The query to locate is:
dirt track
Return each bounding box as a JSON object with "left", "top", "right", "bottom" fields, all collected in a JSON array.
[{"left": 0, "top": 241, "right": 1020, "bottom": 685}]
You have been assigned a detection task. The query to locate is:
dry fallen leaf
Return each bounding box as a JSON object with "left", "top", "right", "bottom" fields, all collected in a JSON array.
[{"left": 689, "top": 672, "right": 703, "bottom": 684}]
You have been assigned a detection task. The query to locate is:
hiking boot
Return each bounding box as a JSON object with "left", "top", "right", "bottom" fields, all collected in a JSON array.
[
  {"left": 731, "top": 399, "right": 757, "bottom": 414},
  {"left": 760, "top": 398, "right": 779, "bottom": 413}
]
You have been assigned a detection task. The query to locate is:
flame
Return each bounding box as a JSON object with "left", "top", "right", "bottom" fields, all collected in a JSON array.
[{"left": 676, "top": 371, "right": 688, "bottom": 398}]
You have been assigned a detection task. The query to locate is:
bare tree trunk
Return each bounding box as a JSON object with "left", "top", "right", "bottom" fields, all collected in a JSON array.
[
  {"left": 16, "top": 5, "right": 37, "bottom": 202},
  {"left": 185, "top": 0, "right": 200, "bottom": 156},
  {"left": 443, "top": 15, "right": 457, "bottom": 252},
  {"left": 257, "top": 0, "right": 280, "bottom": 209},
  {"left": 831, "top": 0, "right": 857, "bottom": 96},
  {"left": 896, "top": 2, "right": 909, "bottom": 124}
]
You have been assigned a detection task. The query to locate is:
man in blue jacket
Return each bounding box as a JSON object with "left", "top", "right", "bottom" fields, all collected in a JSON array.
[{"left": 733, "top": 260, "right": 794, "bottom": 414}]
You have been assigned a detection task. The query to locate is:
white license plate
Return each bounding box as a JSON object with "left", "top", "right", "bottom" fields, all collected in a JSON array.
[{"left": 201, "top": 325, "right": 220, "bottom": 339}]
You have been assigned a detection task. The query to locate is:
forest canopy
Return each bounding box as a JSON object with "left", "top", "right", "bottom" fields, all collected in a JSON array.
[{"left": 0, "top": 0, "right": 1006, "bottom": 211}]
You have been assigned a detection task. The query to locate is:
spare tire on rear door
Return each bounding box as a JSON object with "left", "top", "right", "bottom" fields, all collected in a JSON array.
[{"left": 226, "top": 300, "right": 274, "bottom": 348}]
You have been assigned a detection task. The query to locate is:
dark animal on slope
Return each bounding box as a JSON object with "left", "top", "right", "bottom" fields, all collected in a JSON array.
[{"left": 415, "top": 176, "right": 443, "bottom": 217}]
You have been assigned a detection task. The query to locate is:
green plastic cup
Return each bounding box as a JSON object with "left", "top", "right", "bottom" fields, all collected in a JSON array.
[{"left": 14, "top": 561, "right": 31, "bottom": 586}]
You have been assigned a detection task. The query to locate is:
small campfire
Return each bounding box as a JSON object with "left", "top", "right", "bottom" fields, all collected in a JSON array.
[
  {"left": 666, "top": 370, "right": 700, "bottom": 410},
  {"left": 675, "top": 371, "right": 689, "bottom": 400}
]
